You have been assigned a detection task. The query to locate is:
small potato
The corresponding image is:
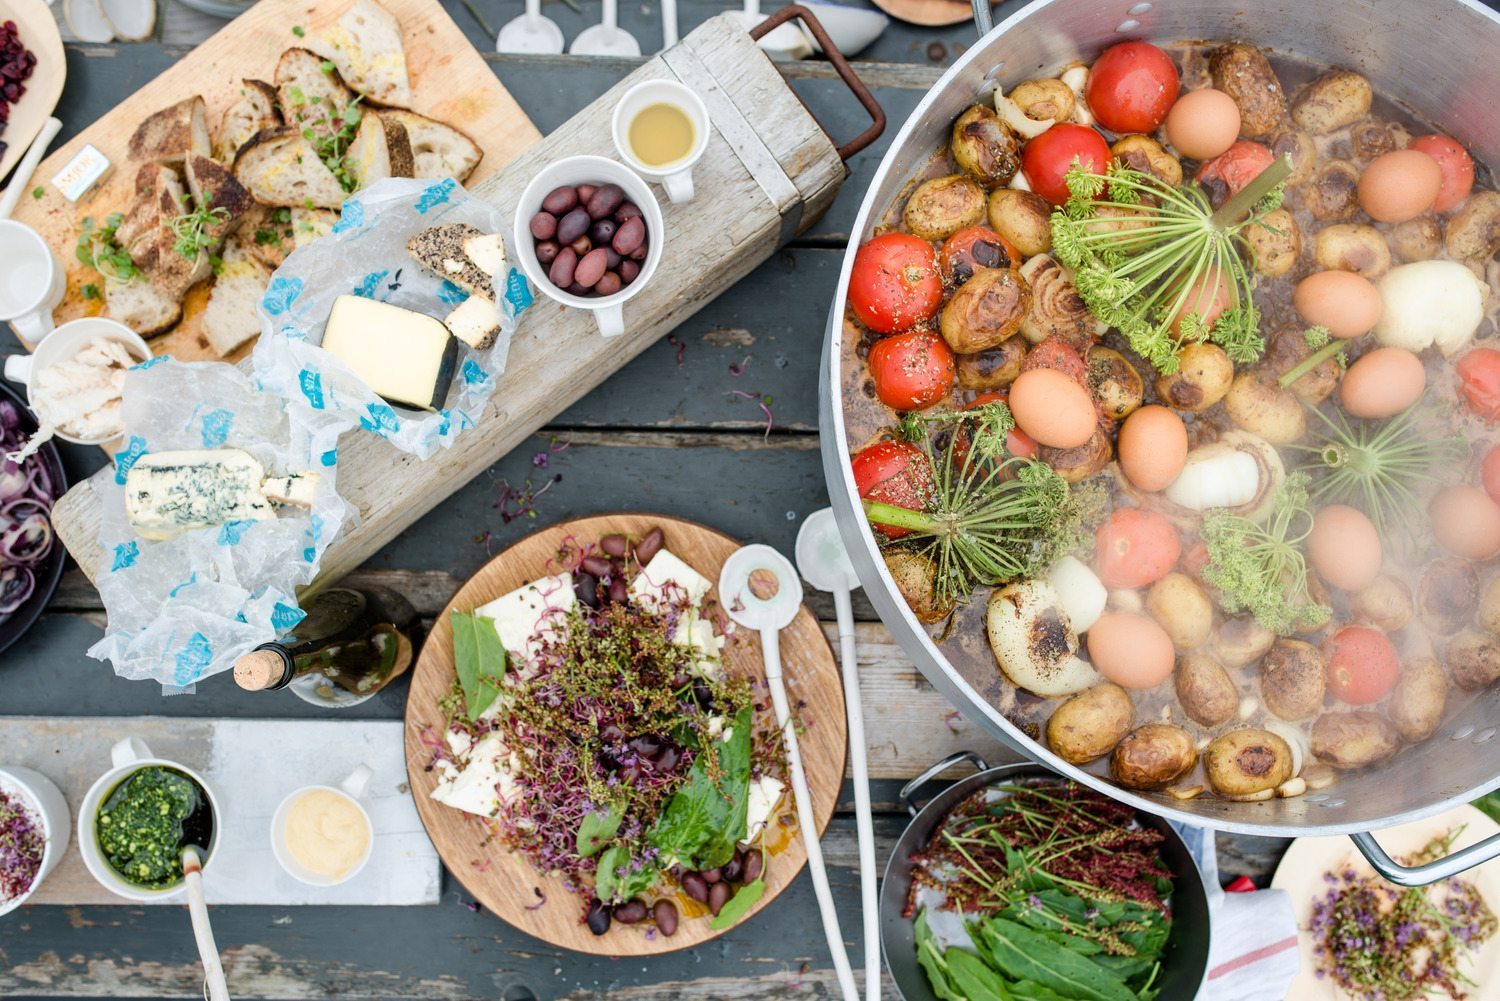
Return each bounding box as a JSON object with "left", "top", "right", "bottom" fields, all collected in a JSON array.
[
  {"left": 1304, "top": 160, "right": 1362, "bottom": 221},
  {"left": 1445, "top": 190, "right": 1500, "bottom": 262},
  {"left": 1242, "top": 208, "right": 1300, "bottom": 277},
  {"left": 1039, "top": 426, "right": 1112, "bottom": 484},
  {"left": 1205, "top": 728, "right": 1294, "bottom": 797},
  {"left": 955, "top": 338, "right": 1026, "bottom": 390},
  {"left": 1259, "top": 638, "right": 1326, "bottom": 721},
  {"left": 1349, "top": 119, "right": 1408, "bottom": 162},
  {"left": 1223, "top": 370, "right": 1306, "bottom": 444},
  {"left": 1310, "top": 710, "right": 1398, "bottom": 769},
  {"left": 1391, "top": 216, "right": 1443, "bottom": 262},
  {"left": 1390, "top": 657, "right": 1448, "bottom": 742},
  {"left": 1264, "top": 326, "right": 1338, "bottom": 404},
  {"left": 1445, "top": 630, "right": 1500, "bottom": 691},
  {"left": 939, "top": 267, "right": 1031, "bottom": 353},
  {"left": 987, "top": 188, "right": 1053, "bottom": 257},
  {"left": 1010, "top": 79, "right": 1075, "bottom": 123},
  {"left": 1314, "top": 223, "right": 1392, "bottom": 278},
  {"left": 904, "top": 174, "right": 987, "bottom": 242},
  {"left": 1111, "top": 723, "right": 1197, "bottom": 790},
  {"left": 1480, "top": 576, "right": 1500, "bottom": 636},
  {"left": 1350, "top": 575, "right": 1414, "bottom": 632},
  {"left": 1111, "top": 134, "right": 1183, "bottom": 188},
  {"left": 883, "top": 550, "right": 953, "bottom": 624},
  {"left": 1147, "top": 573, "right": 1213, "bottom": 652},
  {"left": 1087, "top": 346, "right": 1145, "bottom": 420},
  {"left": 1176, "top": 653, "right": 1239, "bottom": 727},
  {"left": 1046, "top": 683, "right": 1134, "bottom": 764},
  {"left": 1209, "top": 43, "right": 1287, "bottom": 137},
  {"left": 1292, "top": 69, "right": 1373, "bottom": 134},
  {"left": 1213, "top": 616, "right": 1276, "bottom": 668},
  {"left": 1268, "top": 128, "right": 1318, "bottom": 186},
  {"left": 951, "top": 105, "right": 1022, "bottom": 189},
  {"left": 1418, "top": 558, "right": 1479, "bottom": 636},
  {"left": 1155, "top": 343, "right": 1234, "bottom": 412}
]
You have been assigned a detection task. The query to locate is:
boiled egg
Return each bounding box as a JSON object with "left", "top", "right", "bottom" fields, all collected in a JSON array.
[
  {"left": 1164, "top": 88, "right": 1241, "bottom": 161},
  {"left": 1431, "top": 486, "right": 1500, "bottom": 561},
  {"left": 1357, "top": 149, "right": 1443, "bottom": 223},
  {"left": 1009, "top": 368, "right": 1095, "bottom": 448},
  {"left": 1087, "top": 612, "right": 1174, "bottom": 689},
  {"left": 1292, "top": 271, "right": 1383, "bottom": 340},
  {"left": 1117, "top": 405, "right": 1188, "bottom": 492},
  {"left": 1339, "top": 347, "right": 1426, "bottom": 418},
  {"left": 1308, "top": 505, "right": 1382, "bottom": 592}
]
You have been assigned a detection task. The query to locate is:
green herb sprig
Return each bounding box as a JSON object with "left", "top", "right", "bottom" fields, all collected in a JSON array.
[
  {"left": 75, "top": 213, "right": 140, "bottom": 282},
  {"left": 299, "top": 98, "right": 364, "bottom": 193},
  {"left": 170, "top": 203, "right": 232, "bottom": 261}
]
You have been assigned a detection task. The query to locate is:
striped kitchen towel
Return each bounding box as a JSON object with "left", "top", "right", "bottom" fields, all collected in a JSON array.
[{"left": 1171, "top": 822, "right": 1301, "bottom": 1000}]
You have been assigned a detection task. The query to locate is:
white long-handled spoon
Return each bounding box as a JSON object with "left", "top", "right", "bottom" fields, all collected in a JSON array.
[
  {"left": 181, "top": 846, "right": 229, "bottom": 1001},
  {"left": 795, "top": 508, "right": 878, "bottom": 1001},
  {"left": 660, "top": 0, "right": 678, "bottom": 49},
  {"left": 0, "top": 117, "right": 62, "bottom": 220},
  {"left": 720, "top": 544, "right": 858, "bottom": 1001},
  {"left": 731, "top": 0, "right": 812, "bottom": 59},
  {"left": 495, "top": 0, "right": 564, "bottom": 55},
  {"left": 570, "top": 0, "right": 640, "bottom": 56}
]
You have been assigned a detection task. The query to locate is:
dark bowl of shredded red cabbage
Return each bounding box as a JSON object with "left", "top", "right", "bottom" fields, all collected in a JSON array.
[{"left": 0, "top": 380, "right": 65, "bottom": 658}]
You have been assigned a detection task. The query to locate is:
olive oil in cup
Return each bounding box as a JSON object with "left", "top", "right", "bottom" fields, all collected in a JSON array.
[{"left": 611, "top": 79, "right": 710, "bottom": 204}]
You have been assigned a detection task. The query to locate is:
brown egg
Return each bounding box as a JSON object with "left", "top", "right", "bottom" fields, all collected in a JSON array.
[
  {"left": 1339, "top": 347, "right": 1426, "bottom": 418},
  {"left": 1009, "top": 368, "right": 1096, "bottom": 449},
  {"left": 1308, "top": 505, "right": 1383, "bottom": 592},
  {"left": 1292, "top": 271, "right": 1384, "bottom": 339},
  {"left": 1117, "top": 405, "right": 1189, "bottom": 492},
  {"left": 1431, "top": 486, "right": 1500, "bottom": 561},
  {"left": 1087, "top": 613, "right": 1175, "bottom": 690},
  {"left": 1357, "top": 149, "right": 1443, "bottom": 223},
  {"left": 1164, "top": 89, "right": 1241, "bottom": 161}
]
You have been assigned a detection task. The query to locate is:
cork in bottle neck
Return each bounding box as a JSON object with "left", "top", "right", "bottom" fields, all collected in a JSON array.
[{"left": 234, "top": 649, "right": 288, "bottom": 691}]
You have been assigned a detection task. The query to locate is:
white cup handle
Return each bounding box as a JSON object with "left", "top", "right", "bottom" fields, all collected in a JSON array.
[
  {"left": 111, "top": 737, "right": 152, "bottom": 768},
  {"left": 3, "top": 354, "right": 32, "bottom": 384},
  {"left": 10, "top": 310, "right": 54, "bottom": 348},
  {"left": 661, "top": 169, "right": 694, "bottom": 204},
  {"left": 341, "top": 764, "right": 373, "bottom": 800},
  {"left": 594, "top": 302, "right": 625, "bottom": 338}
]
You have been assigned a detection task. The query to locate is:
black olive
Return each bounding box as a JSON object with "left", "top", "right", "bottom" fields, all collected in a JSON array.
[{"left": 585, "top": 898, "right": 611, "bottom": 935}]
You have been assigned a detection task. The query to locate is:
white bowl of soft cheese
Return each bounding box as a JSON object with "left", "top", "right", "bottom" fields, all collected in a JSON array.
[{"left": 2, "top": 317, "right": 150, "bottom": 445}]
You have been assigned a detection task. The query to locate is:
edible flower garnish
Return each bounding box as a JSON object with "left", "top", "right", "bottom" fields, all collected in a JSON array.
[{"left": 0, "top": 785, "right": 44, "bottom": 902}]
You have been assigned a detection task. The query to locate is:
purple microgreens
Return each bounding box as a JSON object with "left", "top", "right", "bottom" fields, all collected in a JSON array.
[{"left": 730, "top": 390, "right": 774, "bottom": 438}]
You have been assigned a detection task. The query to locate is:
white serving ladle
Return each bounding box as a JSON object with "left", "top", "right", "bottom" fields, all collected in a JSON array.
[
  {"left": 570, "top": 0, "right": 640, "bottom": 56},
  {"left": 661, "top": 0, "right": 678, "bottom": 49},
  {"left": 495, "top": 0, "right": 564, "bottom": 55},
  {"left": 796, "top": 509, "right": 878, "bottom": 1001},
  {"left": 181, "top": 846, "right": 230, "bottom": 1001},
  {"left": 730, "top": 0, "right": 812, "bottom": 59},
  {"left": 719, "top": 545, "right": 859, "bottom": 1001}
]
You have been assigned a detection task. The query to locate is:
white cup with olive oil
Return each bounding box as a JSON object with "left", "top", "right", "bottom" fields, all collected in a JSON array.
[{"left": 611, "top": 80, "right": 710, "bottom": 204}]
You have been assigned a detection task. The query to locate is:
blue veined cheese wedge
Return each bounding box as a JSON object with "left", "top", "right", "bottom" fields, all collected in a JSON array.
[
  {"left": 124, "top": 449, "right": 278, "bottom": 541},
  {"left": 321, "top": 294, "right": 457, "bottom": 411},
  {"left": 475, "top": 573, "right": 577, "bottom": 677},
  {"left": 630, "top": 549, "right": 712, "bottom": 612}
]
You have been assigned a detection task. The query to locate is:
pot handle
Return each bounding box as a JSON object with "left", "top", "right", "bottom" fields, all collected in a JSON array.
[
  {"left": 899, "top": 750, "right": 989, "bottom": 816},
  {"left": 1350, "top": 829, "right": 1500, "bottom": 887}
]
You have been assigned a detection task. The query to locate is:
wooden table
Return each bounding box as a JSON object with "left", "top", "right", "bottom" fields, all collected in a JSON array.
[{"left": 0, "top": 2, "right": 1287, "bottom": 996}]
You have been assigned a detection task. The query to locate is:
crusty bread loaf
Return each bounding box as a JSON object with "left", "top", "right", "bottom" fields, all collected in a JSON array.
[
  {"left": 310, "top": 0, "right": 412, "bottom": 107},
  {"left": 345, "top": 112, "right": 414, "bottom": 189},
  {"left": 215, "top": 79, "right": 281, "bottom": 163},
  {"left": 232, "top": 126, "right": 347, "bottom": 209},
  {"left": 203, "top": 234, "right": 274, "bottom": 357},
  {"left": 128, "top": 96, "right": 211, "bottom": 167},
  {"left": 376, "top": 108, "right": 482, "bottom": 182}
]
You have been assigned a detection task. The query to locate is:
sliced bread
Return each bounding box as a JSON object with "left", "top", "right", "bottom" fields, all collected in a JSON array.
[
  {"left": 128, "top": 96, "right": 211, "bottom": 167},
  {"left": 445, "top": 294, "right": 500, "bottom": 350},
  {"left": 203, "top": 234, "right": 274, "bottom": 358},
  {"left": 275, "top": 47, "right": 355, "bottom": 137},
  {"left": 310, "top": 0, "right": 412, "bottom": 107},
  {"left": 113, "top": 163, "right": 173, "bottom": 251},
  {"left": 185, "top": 153, "right": 254, "bottom": 245},
  {"left": 292, "top": 206, "right": 339, "bottom": 248},
  {"left": 239, "top": 205, "right": 296, "bottom": 269},
  {"left": 215, "top": 79, "right": 281, "bottom": 162},
  {"left": 377, "top": 109, "right": 482, "bottom": 182},
  {"left": 105, "top": 276, "right": 182, "bottom": 337},
  {"left": 344, "top": 112, "right": 414, "bottom": 189},
  {"left": 407, "top": 223, "right": 494, "bottom": 299},
  {"left": 233, "top": 126, "right": 348, "bottom": 209}
]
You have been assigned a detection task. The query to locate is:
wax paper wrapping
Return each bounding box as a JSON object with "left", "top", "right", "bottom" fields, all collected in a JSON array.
[
  {"left": 250, "top": 178, "right": 533, "bottom": 459},
  {"left": 88, "top": 359, "right": 348, "bottom": 692}
]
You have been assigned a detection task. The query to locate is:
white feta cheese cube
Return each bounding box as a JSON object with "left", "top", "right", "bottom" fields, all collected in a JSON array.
[
  {"left": 476, "top": 574, "right": 577, "bottom": 672},
  {"left": 631, "top": 549, "right": 712, "bottom": 612},
  {"left": 430, "top": 731, "right": 516, "bottom": 818},
  {"left": 745, "top": 776, "right": 785, "bottom": 842}
]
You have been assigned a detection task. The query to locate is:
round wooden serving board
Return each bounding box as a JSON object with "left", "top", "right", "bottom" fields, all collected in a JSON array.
[{"left": 403, "top": 514, "right": 848, "bottom": 955}]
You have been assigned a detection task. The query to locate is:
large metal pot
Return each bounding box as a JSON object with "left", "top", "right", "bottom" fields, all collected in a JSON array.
[
  {"left": 880, "top": 753, "right": 1211, "bottom": 1000},
  {"left": 820, "top": 0, "right": 1500, "bottom": 884}
]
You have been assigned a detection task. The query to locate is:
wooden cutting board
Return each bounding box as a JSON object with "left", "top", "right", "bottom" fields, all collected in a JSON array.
[
  {"left": 404, "top": 514, "right": 849, "bottom": 955},
  {"left": 8, "top": 0, "right": 538, "bottom": 364}
]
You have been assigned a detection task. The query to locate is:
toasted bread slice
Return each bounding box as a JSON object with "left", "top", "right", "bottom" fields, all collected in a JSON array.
[
  {"left": 203, "top": 234, "right": 274, "bottom": 358},
  {"left": 233, "top": 127, "right": 348, "bottom": 210},
  {"left": 309, "top": 0, "right": 412, "bottom": 107},
  {"left": 105, "top": 276, "right": 182, "bottom": 337},
  {"left": 113, "top": 163, "right": 173, "bottom": 251},
  {"left": 276, "top": 47, "right": 356, "bottom": 137},
  {"left": 377, "top": 109, "right": 482, "bottom": 182},
  {"left": 215, "top": 79, "right": 281, "bottom": 162},
  {"left": 345, "top": 112, "right": 414, "bottom": 189},
  {"left": 239, "top": 205, "right": 296, "bottom": 269},
  {"left": 407, "top": 223, "right": 494, "bottom": 299},
  {"left": 185, "top": 154, "right": 253, "bottom": 245},
  {"left": 129, "top": 96, "right": 211, "bottom": 167}
]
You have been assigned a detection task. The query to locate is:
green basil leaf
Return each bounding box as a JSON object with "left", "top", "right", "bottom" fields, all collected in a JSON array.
[
  {"left": 576, "top": 805, "right": 624, "bottom": 858},
  {"left": 708, "top": 877, "right": 766, "bottom": 930},
  {"left": 450, "top": 610, "right": 505, "bottom": 718},
  {"left": 593, "top": 843, "right": 657, "bottom": 904},
  {"left": 647, "top": 704, "right": 752, "bottom": 870}
]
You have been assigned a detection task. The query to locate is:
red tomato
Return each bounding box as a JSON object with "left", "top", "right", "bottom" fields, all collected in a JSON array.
[
  {"left": 1323, "top": 625, "right": 1399, "bottom": 704},
  {"left": 1085, "top": 41, "right": 1180, "bottom": 134},
  {"left": 1095, "top": 507, "right": 1181, "bottom": 588},
  {"left": 1483, "top": 445, "right": 1500, "bottom": 505},
  {"left": 1022, "top": 124, "right": 1112, "bottom": 205},
  {"left": 967, "top": 391, "right": 1040, "bottom": 460},
  {"left": 1018, "top": 337, "right": 1089, "bottom": 388},
  {"left": 938, "top": 226, "right": 1020, "bottom": 285},
  {"left": 1409, "top": 134, "right": 1475, "bottom": 214},
  {"left": 848, "top": 233, "right": 942, "bottom": 334},
  {"left": 1458, "top": 348, "right": 1500, "bottom": 422},
  {"left": 1195, "top": 141, "right": 1275, "bottom": 208},
  {"left": 851, "top": 441, "right": 933, "bottom": 539},
  {"left": 867, "top": 331, "right": 955, "bottom": 411}
]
